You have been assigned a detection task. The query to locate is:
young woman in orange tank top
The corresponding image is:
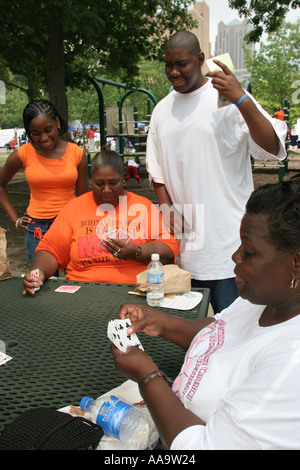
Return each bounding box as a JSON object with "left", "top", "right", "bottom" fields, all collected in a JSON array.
[{"left": 0, "top": 100, "right": 89, "bottom": 267}]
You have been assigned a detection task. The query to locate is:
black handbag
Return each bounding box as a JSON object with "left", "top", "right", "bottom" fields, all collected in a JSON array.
[{"left": 0, "top": 407, "right": 104, "bottom": 450}]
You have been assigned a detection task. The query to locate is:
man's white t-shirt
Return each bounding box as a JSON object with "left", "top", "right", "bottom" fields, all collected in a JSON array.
[
  {"left": 146, "top": 80, "right": 287, "bottom": 280},
  {"left": 170, "top": 297, "right": 300, "bottom": 450}
]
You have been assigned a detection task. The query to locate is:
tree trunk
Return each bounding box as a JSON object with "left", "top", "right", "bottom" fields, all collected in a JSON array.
[
  {"left": 46, "top": 15, "right": 68, "bottom": 134},
  {"left": 27, "top": 79, "right": 35, "bottom": 102}
]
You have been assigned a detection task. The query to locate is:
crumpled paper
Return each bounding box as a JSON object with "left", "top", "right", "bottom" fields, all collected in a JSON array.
[
  {"left": 0, "top": 228, "right": 12, "bottom": 281},
  {"left": 135, "top": 264, "right": 191, "bottom": 295}
]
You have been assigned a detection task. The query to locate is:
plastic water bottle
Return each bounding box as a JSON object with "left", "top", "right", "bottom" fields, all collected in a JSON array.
[
  {"left": 80, "top": 395, "right": 140, "bottom": 442},
  {"left": 146, "top": 253, "right": 164, "bottom": 307}
]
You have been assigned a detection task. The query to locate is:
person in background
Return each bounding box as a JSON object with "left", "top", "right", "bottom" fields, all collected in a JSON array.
[
  {"left": 87, "top": 125, "right": 96, "bottom": 152},
  {"left": 272, "top": 107, "right": 285, "bottom": 121},
  {"left": 8, "top": 139, "right": 16, "bottom": 150},
  {"left": 22, "top": 151, "right": 179, "bottom": 294},
  {"left": 0, "top": 99, "right": 88, "bottom": 264},
  {"left": 124, "top": 159, "right": 142, "bottom": 188},
  {"left": 112, "top": 176, "right": 300, "bottom": 450},
  {"left": 146, "top": 31, "right": 287, "bottom": 314}
]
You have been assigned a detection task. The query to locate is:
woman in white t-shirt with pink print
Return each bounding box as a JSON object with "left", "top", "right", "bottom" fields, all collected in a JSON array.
[{"left": 112, "top": 176, "right": 300, "bottom": 450}]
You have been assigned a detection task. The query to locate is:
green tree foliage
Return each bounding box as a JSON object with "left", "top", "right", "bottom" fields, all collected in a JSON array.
[
  {"left": 0, "top": 0, "right": 195, "bottom": 123},
  {"left": 0, "top": 86, "right": 27, "bottom": 129},
  {"left": 244, "top": 20, "right": 300, "bottom": 125},
  {"left": 229, "top": 0, "right": 300, "bottom": 42}
]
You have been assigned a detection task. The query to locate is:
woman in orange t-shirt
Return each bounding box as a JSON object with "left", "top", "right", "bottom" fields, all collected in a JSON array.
[
  {"left": 22, "top": 151, "right": 179, "bottom": 293},
  {"left": 0, "top": 100, "right": 88, "bottom": 264}
]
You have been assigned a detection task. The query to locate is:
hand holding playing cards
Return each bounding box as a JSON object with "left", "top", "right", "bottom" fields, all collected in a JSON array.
[
  {"left": 104, "top": 238, "right": 139, "bottom": 260},
  {"left": 118, "top": 303, "right": 168, "bottom": 338},
  {"left": 108, "top": 315, "right": 157, "bottom": 383},
  {"left": 22, "top": 268, "right": 45, "bottom": 295}
]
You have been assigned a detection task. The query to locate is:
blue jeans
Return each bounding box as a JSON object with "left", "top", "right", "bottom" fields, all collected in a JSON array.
[
  {"left": 25, "top": 217, "right": 58, "bottom": 276},
  {"left": 191, "top": 277, "right": 239, "bottom": 315}
]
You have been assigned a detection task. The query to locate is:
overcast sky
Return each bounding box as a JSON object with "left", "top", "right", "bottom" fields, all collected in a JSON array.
[{"left": 204, "top": 0, "right": 300, "bottom": 50}]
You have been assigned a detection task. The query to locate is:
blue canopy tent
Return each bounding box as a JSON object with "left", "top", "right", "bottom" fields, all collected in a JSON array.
[{"left": 68, "top": 123, "right": 100, "bottom": 132}]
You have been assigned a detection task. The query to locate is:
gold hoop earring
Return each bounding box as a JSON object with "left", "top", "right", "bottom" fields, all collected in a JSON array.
[{"left": 290, "top": 275, "right": 299, "bottom": 290}]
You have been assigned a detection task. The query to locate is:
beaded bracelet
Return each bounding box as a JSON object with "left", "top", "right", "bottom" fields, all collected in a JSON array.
[
  {"left": 138, "top": 370, "right": 167, "bottom": 393},
  {"left": 235, "top": 93, "right": 248, "bottom": 107}
]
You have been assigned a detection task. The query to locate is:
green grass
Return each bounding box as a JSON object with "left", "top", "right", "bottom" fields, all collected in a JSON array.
[{"left": 0, "top": 152, "right": 10, "bottom": 163}]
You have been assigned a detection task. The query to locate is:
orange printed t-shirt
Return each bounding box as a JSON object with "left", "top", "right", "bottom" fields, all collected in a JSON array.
[
  {"left": 36, "top": 191, "right": 180, "bottom": 284},
  {"left": 18, "top": 142, "right": 83, "bottom": 219}
]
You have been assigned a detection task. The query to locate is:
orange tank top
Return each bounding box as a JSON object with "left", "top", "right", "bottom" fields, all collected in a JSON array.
[{"left": 18, "top": 142, "right": 83, "bottom": 219}]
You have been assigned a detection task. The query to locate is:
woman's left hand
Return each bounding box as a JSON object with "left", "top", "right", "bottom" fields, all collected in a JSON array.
[
  {"left": 104, "top": 239, "right": 139, "bottom": 259},
  {"left": 112, "top": 343, "right": 158, "bottom": 383}
]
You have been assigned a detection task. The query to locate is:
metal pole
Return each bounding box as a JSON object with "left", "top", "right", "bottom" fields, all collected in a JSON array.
[{"left": 88, "top": 77, "right": 106, "bottom": 149}]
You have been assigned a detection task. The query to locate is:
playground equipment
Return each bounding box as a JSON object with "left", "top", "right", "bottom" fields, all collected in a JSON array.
[{"left": 89, "top": 77, "right": 157, "bottom": 159}]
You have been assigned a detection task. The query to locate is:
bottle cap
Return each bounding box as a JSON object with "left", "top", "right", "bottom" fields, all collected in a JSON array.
[
  {"left": 80, "top": 396, "right": 94, "bottom": 411},
  {"left": 151, "top": 253, "right": 159, "bottom": 260}
]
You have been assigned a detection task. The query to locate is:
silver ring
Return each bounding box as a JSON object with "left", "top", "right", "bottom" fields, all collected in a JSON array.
[{"left": 113, "top": 248, "right": 121, "bottom": 257}]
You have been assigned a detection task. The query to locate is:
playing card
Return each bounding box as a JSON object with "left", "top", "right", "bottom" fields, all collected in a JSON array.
[
  {"left": 103, "top": 229, "right": 117, "bottom": 241},
  {"left": 0, "top": 351, "right": 12, "bottom": 366},
  {"left": 99, "top": 229, "right": 130, "bottom": 251},
  {"left": 31, "top": 269, "right": 40, "bottom": 291},
  {"left": 114, "top": 229, "right": 131, "bottom": 242},
  {"left": 55, "top": 285, "right": 81, "bottom": 293},
  {"left": 107, "top": 318, "right": 143, "bottom": 353}
]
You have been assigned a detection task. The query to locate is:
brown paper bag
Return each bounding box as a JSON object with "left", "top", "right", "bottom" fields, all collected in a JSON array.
[
  {"left": 0, "top": 228, "right": 12, "bottom": 281},
  {"left": 135, "top": 264, "right": 191, "bottom": 295}
]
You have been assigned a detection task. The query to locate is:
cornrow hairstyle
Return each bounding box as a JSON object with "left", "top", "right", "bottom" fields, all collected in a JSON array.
[
  {"left": 91, "top": 150, "right": 124, "bottom": 179},
  {"left": 246, "top": 175, "right": 300, "bottom": 254},
  {"left": 23, "top": 99, "right": 68, "bottom": 141}
]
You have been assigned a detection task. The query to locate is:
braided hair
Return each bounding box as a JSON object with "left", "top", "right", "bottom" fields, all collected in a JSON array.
[
  {"left": 246, "top": 175, "right": 300, "bottom": 254},
  {"left": 23, "top": 99, "right": 68, "bottom": 141}
]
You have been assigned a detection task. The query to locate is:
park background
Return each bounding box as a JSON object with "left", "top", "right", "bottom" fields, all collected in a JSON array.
[{"left": 0, "top": 0, "right": 299, "bottom": 275}]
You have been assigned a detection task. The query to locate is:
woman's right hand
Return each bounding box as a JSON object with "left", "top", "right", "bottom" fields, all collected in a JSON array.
[
  {"left": 22, "top": 269, "right": 45, "bottom": 295},
  {"left": 118, "top": 303, "right": 167, "bottom": 338},
  {"left": 15, "top": 212, "right": 34, "bottom": 229}
]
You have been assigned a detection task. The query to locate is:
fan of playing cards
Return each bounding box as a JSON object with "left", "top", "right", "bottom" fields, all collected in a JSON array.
[
  {"left": 107, "top": 319, "right": 144, "bottom": 353},
  {"left": 99, "top": 229, "right": 131, "bottom": 251}
]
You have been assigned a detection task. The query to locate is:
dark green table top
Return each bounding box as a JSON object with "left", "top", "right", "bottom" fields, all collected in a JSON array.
[{"left": 0, "top": 277, "right": 210, "bottom": 433}]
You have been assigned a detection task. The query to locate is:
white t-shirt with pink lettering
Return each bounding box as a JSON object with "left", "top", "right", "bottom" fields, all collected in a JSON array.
[{"left": 171, "top": 297, "right": 300, "bottom": 450}]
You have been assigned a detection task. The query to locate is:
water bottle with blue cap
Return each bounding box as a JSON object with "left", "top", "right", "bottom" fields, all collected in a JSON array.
[{"left": 80, "top": 395, "right": 141, "bottom": 442}]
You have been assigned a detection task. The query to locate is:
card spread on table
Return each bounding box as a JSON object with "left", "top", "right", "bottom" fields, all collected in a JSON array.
[
  {"left": 107, "top": 318, "right": 144, "bottom": 353},
  {"left": 31, "top": 268, "right": 40, "bottom": 291},
  {"left": 55, "top": 285, "right": 81, "bottom": 293}
]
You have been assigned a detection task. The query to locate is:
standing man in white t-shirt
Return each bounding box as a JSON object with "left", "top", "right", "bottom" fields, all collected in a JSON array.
[{"left": 146, "top": 31, "right": 287, "bottom": 313}]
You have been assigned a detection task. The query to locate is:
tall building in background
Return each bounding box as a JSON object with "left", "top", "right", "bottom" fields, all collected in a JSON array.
[
  {"left": 189, "top": 1, "right": 211, "bottom": 74},
  {"left": 214, "top": 19, "right": 254, "bottom": 82}
]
